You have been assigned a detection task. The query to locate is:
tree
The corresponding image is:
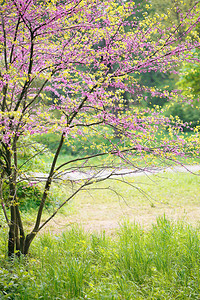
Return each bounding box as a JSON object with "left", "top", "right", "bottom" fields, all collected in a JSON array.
[{"left": 0, "top": 0, "right": 200, "bottom": 257}]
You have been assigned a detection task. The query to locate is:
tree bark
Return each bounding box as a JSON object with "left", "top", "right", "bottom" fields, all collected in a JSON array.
[
  {"left": 8, "top": 204, "right": 16, "bottom": 257},
  {"left": 7, "top": 159, "right": 18, "bottom": 256},
  {"left": 16, "top": 205, "right": 25, "bottom": 254}
]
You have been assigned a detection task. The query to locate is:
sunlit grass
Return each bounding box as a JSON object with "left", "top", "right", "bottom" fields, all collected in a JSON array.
[
  {"left": 1, "top": 169, "right": 200, "bottom": 299},
  {"left": 0, "top": 217, "right": 200, "bottom": 299},
  {"left": 42, "top": 170, "right": 200, "bottom": 233},
  {"left": 2, "top": 169, "right": 198, "bottom": 234}
]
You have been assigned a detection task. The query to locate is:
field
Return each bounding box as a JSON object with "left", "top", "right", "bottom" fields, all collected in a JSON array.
[
  {"left": 43, "top": 169, "right": 200, "bottom": 234},
  {"left": 0, "top": 169, "right": 200, "bottom": 299}
]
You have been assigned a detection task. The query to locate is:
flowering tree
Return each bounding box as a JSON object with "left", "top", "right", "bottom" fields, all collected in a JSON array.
[{"left": 0, "top": 0, "right": 200, "bottom": 256}]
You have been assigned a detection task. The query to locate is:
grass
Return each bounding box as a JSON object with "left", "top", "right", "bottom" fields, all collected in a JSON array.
[
  {"left": 2, "top": 169, "right": 198, "bottom": 234},
  {"left": 0, "top": 170, "right": 199, "bottom": 299},
  {"left": 0, "top": 217, "right": 200, "bottom": 299},
  {"left": 43, "top": 170, "right": 200, "bottom": 234}
]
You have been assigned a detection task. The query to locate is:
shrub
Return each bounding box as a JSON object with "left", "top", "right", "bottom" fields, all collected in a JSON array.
[{"left": 3, "top": 182, "right": 52, "bottom": 211}]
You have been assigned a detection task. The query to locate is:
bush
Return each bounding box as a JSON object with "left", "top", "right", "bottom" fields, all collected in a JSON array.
[{"left": 3, "top": 182, "right": 52, "bottom": 211}]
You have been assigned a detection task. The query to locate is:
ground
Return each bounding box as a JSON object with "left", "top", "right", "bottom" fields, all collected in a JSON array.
[{"left": 39, "top": 166, "right": 200, "bottom": 235}]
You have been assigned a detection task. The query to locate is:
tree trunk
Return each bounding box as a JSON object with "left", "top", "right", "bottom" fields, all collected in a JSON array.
[
  {"left": 8, "top": 204, "right": 16, "bottom": 257},
  {"left": 16, "top": 206, "right": 25, "bottom": 254},
  {"left": 15, "top": 222, "right": 20, "bottom": 254},
  {"left": 23, "top": 232, "right": 37, "bottom": 255}
]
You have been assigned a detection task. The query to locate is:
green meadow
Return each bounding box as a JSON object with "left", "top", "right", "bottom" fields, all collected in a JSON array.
[{"left": 0, "top": 170, "right": 200, "bottom": 299}]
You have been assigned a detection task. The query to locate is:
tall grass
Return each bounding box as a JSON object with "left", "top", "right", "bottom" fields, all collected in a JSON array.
[{"left": 0, "top": 217, "right": 200, "bottom": 299}]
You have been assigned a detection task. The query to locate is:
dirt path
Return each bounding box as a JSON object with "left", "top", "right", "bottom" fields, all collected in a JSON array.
[{"left": 26, "top": 164, "right": 200, "bottom": 182}]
